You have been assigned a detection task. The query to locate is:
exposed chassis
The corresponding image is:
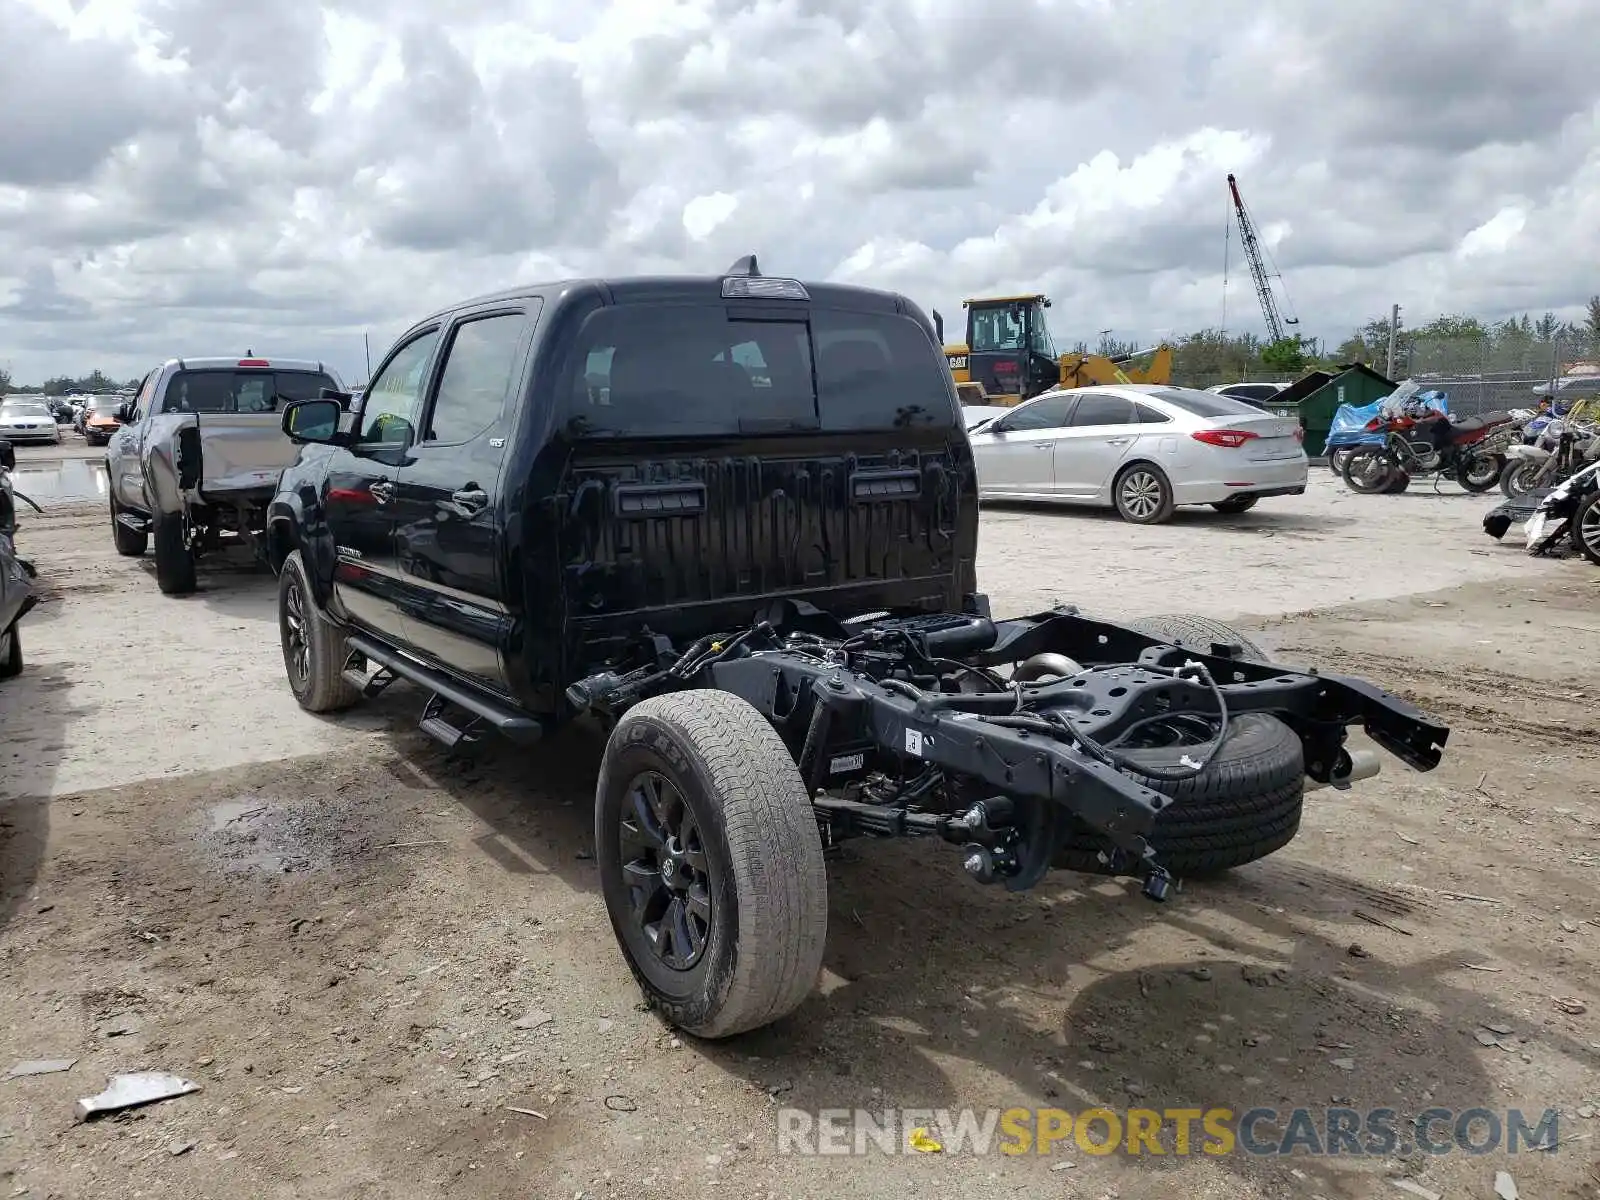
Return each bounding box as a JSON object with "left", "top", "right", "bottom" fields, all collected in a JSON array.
[{"left": 566, "top": 600, "right": 1448, "bottom": 899}]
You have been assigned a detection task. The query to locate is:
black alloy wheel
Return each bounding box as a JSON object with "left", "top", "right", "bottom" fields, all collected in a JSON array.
[{"left": 618, "top": 771, "right": 713, "bottom": 971}]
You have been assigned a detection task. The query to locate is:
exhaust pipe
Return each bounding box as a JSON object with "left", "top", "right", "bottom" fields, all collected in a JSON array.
[{"left": 1304, "top": 748, "right": 1382, "bottom": 792}]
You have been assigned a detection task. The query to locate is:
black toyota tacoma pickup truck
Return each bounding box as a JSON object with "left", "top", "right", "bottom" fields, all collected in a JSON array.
[{"left": 266, "top": 258, "right": 1449, "bottom": 1038}]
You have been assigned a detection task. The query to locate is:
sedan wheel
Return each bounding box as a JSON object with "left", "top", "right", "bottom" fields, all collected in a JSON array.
[{"left": 1114, "top": 464, "right": 1176, "bottom": 524}]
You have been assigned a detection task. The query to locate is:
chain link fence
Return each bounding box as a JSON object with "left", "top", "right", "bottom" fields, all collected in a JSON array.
[{"left": 1404, "top": 336, "right": 1580, "bottom": 418}]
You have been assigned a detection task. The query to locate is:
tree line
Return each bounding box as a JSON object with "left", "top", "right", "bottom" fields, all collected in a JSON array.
[
  {"left": 6, "top": 297, "right": 1599, "bottom": 395},
  {"left": 0, "top": 369, "right": 140, "bottom": 396},
  {"left": 1087, "top": 294, "right": 1600, "bottom": 385}
]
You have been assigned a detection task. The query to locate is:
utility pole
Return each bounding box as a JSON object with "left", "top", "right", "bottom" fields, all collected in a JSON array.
[
  {"left": 1385, "top": 304, "right": 1401, "bottom": 379},
  {"left": 363, "top": 332, "right": 372, "bottom": 382}
]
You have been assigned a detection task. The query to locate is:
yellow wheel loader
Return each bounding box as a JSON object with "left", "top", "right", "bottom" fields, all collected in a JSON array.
[{"left": 935, "top": 294, "right": 1172, "bottom": 407}]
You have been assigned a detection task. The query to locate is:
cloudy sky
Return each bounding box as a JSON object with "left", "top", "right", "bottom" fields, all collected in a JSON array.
[{"left": 2, "top": 0, "right": 1598, "bottom": 384}]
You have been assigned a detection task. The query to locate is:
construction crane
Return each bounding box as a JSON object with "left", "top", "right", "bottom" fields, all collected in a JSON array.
[{"left": 1226, "top": 173, "right": 1299, "bottom": 344}]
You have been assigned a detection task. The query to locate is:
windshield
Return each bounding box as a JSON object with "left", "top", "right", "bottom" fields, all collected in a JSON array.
[
  {"left": 968, "top": 305, "right": 1028, "bottom": 353},
  {"left": 564, "top": 304, "right": 956, "bottom": 436},
  {"left": 87, "top": 396, "right": 123, "bottom": 412},
  {"left": 1, "top": 402, "right": 51, "bottom": 417}
]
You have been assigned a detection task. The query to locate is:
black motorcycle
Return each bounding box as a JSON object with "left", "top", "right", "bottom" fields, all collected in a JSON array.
[{"left": 1341, "top": 409, "right": 1513, "bottom": 494}]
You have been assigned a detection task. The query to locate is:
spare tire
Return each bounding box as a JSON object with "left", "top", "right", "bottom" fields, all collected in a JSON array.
[
  {"left": 1123, "top": 613, "right": 1268, "bottom": 663},
  {"left": 1052, "top": 613, "right": 1304, "bottom": 878},
  {"left": 1051, "top": 712, "right": 1305, "bottom": 878}
]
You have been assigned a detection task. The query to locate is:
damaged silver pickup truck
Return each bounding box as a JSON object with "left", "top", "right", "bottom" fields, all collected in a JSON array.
[{"left": 105, "top": 356, "right": 347, "bottom": 594}]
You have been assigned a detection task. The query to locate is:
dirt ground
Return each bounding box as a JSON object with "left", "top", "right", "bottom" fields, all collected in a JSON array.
[{"left": 2, "top": 443, "right": 1598, "bottom": 1200}]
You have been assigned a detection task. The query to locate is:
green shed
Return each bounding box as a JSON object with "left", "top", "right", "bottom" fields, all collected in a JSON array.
[{"left": 1262, "top": 363, "right": 1397, "bottom": 457}]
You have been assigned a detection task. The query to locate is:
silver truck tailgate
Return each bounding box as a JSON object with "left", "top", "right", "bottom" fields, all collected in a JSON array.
[{"left": 198, "top": 414, "right": 301, "bottom": 496}]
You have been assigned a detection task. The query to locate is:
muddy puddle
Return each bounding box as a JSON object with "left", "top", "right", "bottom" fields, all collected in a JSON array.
[
  {"left": 10, "top": 456, "right": 109, "bottom": 505},
  {"left": 197, "top": 793, "right": 385, "bottom": 875}
]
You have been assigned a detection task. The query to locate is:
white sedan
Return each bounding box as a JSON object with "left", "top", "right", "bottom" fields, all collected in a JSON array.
[
  {"left": 0, "top": 399, "right": 63, "bottom": 446},
  {"left": 966, "top": 384, "right": 1307, "bottom": 524}
]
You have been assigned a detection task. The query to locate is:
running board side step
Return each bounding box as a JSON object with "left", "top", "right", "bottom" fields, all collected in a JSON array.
[{"left": 343, "top": 632, "right": 546, "bottom": 745}]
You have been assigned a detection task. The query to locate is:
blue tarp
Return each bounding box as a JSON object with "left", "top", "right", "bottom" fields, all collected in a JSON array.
[{"left": 1325, "top": 382, "right": 1451, "bottom": 449}]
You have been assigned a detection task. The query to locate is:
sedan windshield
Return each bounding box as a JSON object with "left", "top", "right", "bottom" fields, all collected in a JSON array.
[
  {"left": 87, "top": 396, "right": 123, "bottom": 412},
  {"left": 1, "top": 402, "right": 51, "bottom": 418}
]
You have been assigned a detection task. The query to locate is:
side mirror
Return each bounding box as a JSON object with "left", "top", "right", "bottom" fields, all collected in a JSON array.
[
  {"left": 282, "top": 398, "right": 343, "bottom": 444},
  {"left": 0, "top": 439, "right": 13, "bottom": 470},
  {"left": 116, "top": 403, "right": 132, "bottom": 422}
]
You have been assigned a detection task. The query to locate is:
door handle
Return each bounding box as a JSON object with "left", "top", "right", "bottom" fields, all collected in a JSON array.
[
  {"left": 450, "top": 487, "right": 489, "bottom": 512},
  {"left": 1105, "top": 437, "right": 1132, "bottom": 446},
  {"left": 368, "top": 480, "right": 395, "bottom": 503}
]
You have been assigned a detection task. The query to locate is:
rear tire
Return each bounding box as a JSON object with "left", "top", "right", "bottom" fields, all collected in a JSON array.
[
  {"left": 278, "top": 549, "right": 361, "bottom": 712},
  {"left": 1382, "top": 471, "right": 1412, "bottom": 494},
  {"left": 596, "top": 690, "right": 828, "bottom": 1039},
  {"left": 110, "top": 496, "right": 147, "bottom": 556},
  {"left": 1210, "top": 495, "right": 1259, "bottom": 514},
  {"left": 152, "top": 513, "right": 196, "bottom": 594},
  {"left": 1113, "top": 463, "right": 1176, "bottom": 525}
]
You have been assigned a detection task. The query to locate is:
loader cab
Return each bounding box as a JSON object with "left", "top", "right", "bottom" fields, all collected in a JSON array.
[{"left": 945, "top": 295, "right": 1060, "bottom": 406}]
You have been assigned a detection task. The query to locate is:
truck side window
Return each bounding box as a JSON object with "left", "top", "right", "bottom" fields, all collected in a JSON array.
[
  {"left": 358, "top": 329, "right": 440, "bottom": 450},
  {"left": 426, "top": 313, "right": 526, "bottom": 444}
]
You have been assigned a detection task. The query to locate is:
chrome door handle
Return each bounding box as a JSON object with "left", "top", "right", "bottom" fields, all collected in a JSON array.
[
  {"left": 1105, "top": 437, "right": 1132, "bottom": 446},
  {"left": 368, "top": 480, "right": 395, "bottom": 503},
  {"left": 450, "top": 487, "right": 488, "bottom": 512}
]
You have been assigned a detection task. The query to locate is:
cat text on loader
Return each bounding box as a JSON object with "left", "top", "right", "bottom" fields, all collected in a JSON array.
[{"left": 933, "top": 295, "right": 1172, "bottom": 407}]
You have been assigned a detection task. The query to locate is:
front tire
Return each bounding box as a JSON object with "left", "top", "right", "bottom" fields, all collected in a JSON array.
[
  {"left": 1113, "top": 463, "right": 1176, "bottom": 524},
  {"left": 596, "top": 690, "right": 828, "bottom": 1039},
  {"left": 278, "top": 549, "right": 361, "bottom": 712},
  {"left": 151, "top": 513, "right": 196, "bottom": 594},
  {"left": 1457, "top": 452, "right": 1503, "bottom": 493},
  {"left": 1341, "top": 448, "right": 1397, "bottom": 494},
  {"left": 1500, "top": 460, "right": 1544, "bottom": 499}
]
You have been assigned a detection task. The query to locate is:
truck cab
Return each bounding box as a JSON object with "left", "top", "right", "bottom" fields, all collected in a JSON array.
[
  {"left": 944, "top": 294, "right": 1062, "bottom": 406},
  {"left": 267, "top": 260, "right": 980, "bottom": 732}
]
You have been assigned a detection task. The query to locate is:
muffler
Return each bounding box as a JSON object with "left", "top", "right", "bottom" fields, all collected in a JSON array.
[{"left": 1304, "top": 748, "right": 1381, "bottom": 792}]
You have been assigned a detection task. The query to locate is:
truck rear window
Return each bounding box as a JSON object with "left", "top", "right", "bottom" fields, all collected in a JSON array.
[
  {"left": 163, "top": 370, "right": 339, "bottom": 414},
  {"left": 565, "top": 305, "right": 956, "bottom": 435}
]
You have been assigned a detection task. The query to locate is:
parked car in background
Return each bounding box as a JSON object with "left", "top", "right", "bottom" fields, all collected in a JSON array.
[
  {"left": 966, "top": 384, "right": 1308, "bottom": 523},
  {"left": 105, "top": 356, "right": 346, "bottom": 594},
  {"left": 1205, "top": 381, "right": 1289, "bottom": 408},
  {"left": 962, "top": 404, "right": 1010, "bottom": 430},
  {"left": 0, "top": 398, "right": 63, "bottom": 445},
  {"left": 80, "top": 395, "right": 126, "bottom": 445}
]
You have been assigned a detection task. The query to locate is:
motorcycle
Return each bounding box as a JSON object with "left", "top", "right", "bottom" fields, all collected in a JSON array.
[
  {"left": 1340, "top": 389, "right": 1513, "bottom": 495},
  {"left": 1499, "top": 397, "right": 1599, "bottom": 498},
  {"left": 0, "top": 438, "right": 40, "bottom": 680},
  {"left": 1525, "top": 458, "right": 1600, "bottom": 565}
]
